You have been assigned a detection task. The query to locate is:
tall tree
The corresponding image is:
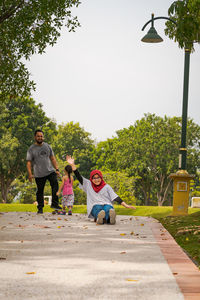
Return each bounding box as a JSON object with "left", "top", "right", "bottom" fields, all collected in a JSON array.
[
  {"left": 165, "top": 0, "right": 200, "bottom": 51},
  {"left": 0, "top": 95, "right": 56, "bottom": 202},
  {"left": 107, "top": 114, "right": 200, "bottom": 206},
  {"left": 53, "top": 122, "right": 95, "bottom": 177},
  {"left": 0, "top": 0, "right": 81, "bottom": 97}
]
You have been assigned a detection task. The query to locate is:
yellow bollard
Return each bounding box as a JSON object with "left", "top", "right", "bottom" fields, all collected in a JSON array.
[{"left": 169, "top": 170, "right": 194, "bottom": 216}]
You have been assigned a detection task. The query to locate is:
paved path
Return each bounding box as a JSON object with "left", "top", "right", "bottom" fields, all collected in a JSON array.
[{"left": 0, "top": 212, "right": 200, "bottom": 300}]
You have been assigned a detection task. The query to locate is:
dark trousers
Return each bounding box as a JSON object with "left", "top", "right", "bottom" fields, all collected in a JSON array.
[{"left": 35, "top": 172, "right": 59, "bottom": 210}]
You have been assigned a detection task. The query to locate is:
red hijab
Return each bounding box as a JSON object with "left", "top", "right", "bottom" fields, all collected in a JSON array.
[{"left": 90, "top": 170, "right": 106, "bottom": 193}]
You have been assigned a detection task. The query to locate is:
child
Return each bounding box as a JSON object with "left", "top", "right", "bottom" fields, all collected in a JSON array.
[
  {"left": 66, "top": 155, "right": 136, "bottom": 224},
  {"left": 56, "top": 165, "right": 74, "bottom": 215}
]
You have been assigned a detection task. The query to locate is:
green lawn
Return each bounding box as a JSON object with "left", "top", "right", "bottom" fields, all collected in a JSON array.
[{"left": 1, "top": 204, "right": 200, "bottom": 267}]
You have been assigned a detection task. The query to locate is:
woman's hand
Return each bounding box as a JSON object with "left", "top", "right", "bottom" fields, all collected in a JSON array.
[
  {"left": 66, "top": 155, "right": 76, "bottom": 171},
  {"left": 128, "top": 205, "right": 136, "bottom": 210},
  {"left": 66, "top": 155, "right": 74, "bottom": 165},
  {"left": 121, "top": 202, "right": 136, "bottom": 210}
]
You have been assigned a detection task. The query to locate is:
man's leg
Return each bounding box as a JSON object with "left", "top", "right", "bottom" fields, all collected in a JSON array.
[
  {"left": 35, "top": 176, "right": 47, "bottom": 212},
  {"left": 48, "top": 172, "right": 60, "bottom": 208}
]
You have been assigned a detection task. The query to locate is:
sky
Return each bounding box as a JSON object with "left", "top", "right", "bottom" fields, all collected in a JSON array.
[{"left": 26, "top": 0, "right": 200, "bottom": 142}]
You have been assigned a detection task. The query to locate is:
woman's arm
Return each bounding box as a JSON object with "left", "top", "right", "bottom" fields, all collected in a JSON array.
[
  {"left": 113, "top": 196, "right": 136, "bottom": 209},
  {"left": 66, "top": 155, "right": 83, "bottom": 184},
  {"left": 121, "top": 201, "right": 136, "bottom": 209},
  {"left": 74, "top": 169, "right": 83, "bottom": 185}
]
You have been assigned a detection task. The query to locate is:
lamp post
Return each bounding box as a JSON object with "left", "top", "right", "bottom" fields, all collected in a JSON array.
[{"left": 141, "top": 14, "right": 194, "bottom": 215}]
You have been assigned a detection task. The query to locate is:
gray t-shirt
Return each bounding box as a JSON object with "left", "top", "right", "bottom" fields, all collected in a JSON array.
[
  {"left": 26, "top": 142, "right": 55, "bottom": 178},
  {"left": 79, "top": 177, "right": 118, "bottom": 218}
]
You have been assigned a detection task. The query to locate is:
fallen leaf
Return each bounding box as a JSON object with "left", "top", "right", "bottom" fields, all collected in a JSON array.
[
  {"left": 120, "top": 233, "right": 126, "bottom": 236},
  {"left": 126, "top": 279, "right": 139, "bottom": 282},
  {"left": 120, "top": 251, "right": 126, "bottom": 254},
  {"left": 173, "top": 272, "right": 178, "bottom": 275},
  {"left": 140, "top": 224, "right": 144, "bottom": 226},
  {"left": 57, "top": 218, "right": 61, "bottom": 220},
  {"left": 26, "top": 272, "right": 36, "bottom": 275},
  {"left": 57, "top": 226, "right": 61, "bottom": 229}
]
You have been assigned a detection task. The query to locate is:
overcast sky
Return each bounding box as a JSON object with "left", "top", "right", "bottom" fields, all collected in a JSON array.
[{"left": 26, "top": 0, "right": 200, "bottom": 142}]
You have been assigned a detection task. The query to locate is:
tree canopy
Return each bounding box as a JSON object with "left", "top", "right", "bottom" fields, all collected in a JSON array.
[
  {"left": 0, "top": 0, "right": 81, "bottom": 97},
  {"left": 165, "top": 0, "right": 200, "bottom": 51},
  {"left": 0, "top": 95, "right": 56, "bottom": 202},
  {"left": 94, "top": 114, "right": 200, "bottom": 206}
]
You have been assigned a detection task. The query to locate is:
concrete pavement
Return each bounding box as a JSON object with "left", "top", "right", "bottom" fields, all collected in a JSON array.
[{"left": 0, "top": 212, "right": 199, "bottom": 300}]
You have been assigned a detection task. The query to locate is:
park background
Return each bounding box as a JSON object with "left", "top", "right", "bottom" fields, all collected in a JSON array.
[{"left": 1, "top": 0, "right": 200, "bottom": 206}]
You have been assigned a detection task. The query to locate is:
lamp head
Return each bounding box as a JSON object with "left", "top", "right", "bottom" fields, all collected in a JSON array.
[{"left": 141, "top": 26, "right": 163, "bottom": 43}]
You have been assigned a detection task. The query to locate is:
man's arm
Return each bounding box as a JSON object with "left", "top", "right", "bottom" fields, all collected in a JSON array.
[
  {"left": 27, "top": 161, "right": 34, "bottom": 183},
  {"left": 50, "top": 155, "right": 60, "bottom": 176}
]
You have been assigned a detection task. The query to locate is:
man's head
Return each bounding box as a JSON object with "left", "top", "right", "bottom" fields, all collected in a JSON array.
[{"left": 34, "top": 129, "right": 44, "bottom": 145}]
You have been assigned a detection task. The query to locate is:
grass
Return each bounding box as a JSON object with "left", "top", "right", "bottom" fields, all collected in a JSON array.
[
  {"left": 157, "top": 210, "right": 200, "bottom": 268},
  {"left": 1, "top": 204, "right": 200, "bottom": 267}
]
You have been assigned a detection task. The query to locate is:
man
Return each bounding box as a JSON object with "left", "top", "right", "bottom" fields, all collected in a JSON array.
[{"left": 26, "top": 129, "right": 62, "bottom": 214}]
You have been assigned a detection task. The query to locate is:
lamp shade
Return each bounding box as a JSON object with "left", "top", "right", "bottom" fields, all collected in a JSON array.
[{"left": 141, "top": 26, "right": 163, "bottom": 43}]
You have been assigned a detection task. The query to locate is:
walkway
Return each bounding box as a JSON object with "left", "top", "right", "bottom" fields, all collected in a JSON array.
[{"left": 0, "top": 212, "right": 200, "bottom": 300}]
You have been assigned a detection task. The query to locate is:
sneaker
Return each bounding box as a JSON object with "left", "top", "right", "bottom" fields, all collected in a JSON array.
[
  {"left": 96, "top": 210, "right": 105, "bottom": 225},
  {"left": 68, "top": 210, "right": 72, "bottom": 215},
  {"left": 109, "top": 209, "right": 116, "bottom": 225},
  {"left": 51, "top": 205, "right": 62, "bottom": 210},
  {"left": 58, "top": 210, "right": 66, "bottom": 215},
  {"left": 37, "top": 209, "right": 43, "bottom": 214}
]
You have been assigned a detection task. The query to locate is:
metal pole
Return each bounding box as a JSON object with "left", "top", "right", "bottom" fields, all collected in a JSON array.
[{"left": 179, "top": 48, "right": 191, "bottom": 170}]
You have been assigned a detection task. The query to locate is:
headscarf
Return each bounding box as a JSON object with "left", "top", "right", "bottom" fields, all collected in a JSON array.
[{"left": 90, "top": 170, "right": 106, "bottom": 193}]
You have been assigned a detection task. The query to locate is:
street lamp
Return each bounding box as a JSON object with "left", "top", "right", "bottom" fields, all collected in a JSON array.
[{"left": 141, "top": 14, "right": 194, "bottom": 215}]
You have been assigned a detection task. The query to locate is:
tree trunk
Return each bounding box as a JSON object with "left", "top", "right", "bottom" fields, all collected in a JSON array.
[
  {"left": 0, "top": 175, "right": 12, "bottom": 203},
  {"left": 157, "top": 177, "right": 172, "bottom": 206}
]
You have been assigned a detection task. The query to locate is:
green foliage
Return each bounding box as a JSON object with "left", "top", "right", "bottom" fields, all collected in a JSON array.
[
  {"left": 53, "top": 122, "right": 94, "bottom": 158},
  {"left": 93, "top": 139, "right": 119, "bottom": 171},
  {"left": 165, "top": 0, "right": 200, "bottom": 51},
  {"left": 102, "top": 170, "right": 136, "bottom": 205},
  {"left": 0, "top": 0, "right": 81, "bottom": 97},
  {"left": 0, "top": 95, "right": 56, "bottom": 202},
  {"left": 53, "top": 122, "right": 95, "bottom": 177},
  {"left": 94, "top": 114, "right": 200, "bottom": 206},
  {"left": 9, "top": 177, "right": 36, "bottom": 204}
]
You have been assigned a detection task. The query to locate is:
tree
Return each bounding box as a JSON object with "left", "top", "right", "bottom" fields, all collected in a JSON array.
[
  {"left": 0, "top": 95, "right": 57, "bottom": 202},
  {"left": 165, "top": 0, "right": 200, "bottom": 51},
  {"left": 113, "top": 114, "right": 200, "bottom": 206},
  {"left": 0, "top": 0, "right": 81, "bottom": 97},
  {"left": 53, "top": 122, "right": 95, "bottom": 177},
  {"left": 102, "top": 170, "right": 136, "bottom": 205}
]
